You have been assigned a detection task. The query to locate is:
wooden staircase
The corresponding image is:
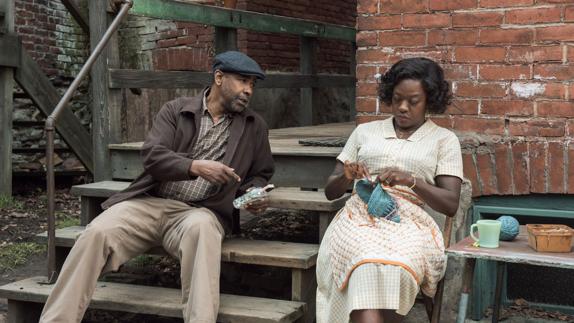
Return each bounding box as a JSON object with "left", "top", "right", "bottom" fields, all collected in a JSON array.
[
  {"left": 1, "top": 157, "right": 350, "bottom": 322},
  {"left": 1, "top": 277, "right": 306, "bottom": 323}
]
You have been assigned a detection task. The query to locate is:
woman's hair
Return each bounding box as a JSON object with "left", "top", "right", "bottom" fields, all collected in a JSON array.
[{"left": 378, "top": 57, "right": 452, "bottom": 114}]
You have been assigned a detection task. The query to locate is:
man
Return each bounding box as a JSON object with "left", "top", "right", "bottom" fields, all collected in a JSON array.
[{"left": 40, "top": 51, "right": 274, "bottom": 323}]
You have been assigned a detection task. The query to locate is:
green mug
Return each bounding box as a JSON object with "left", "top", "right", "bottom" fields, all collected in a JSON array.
[{"left": 470, "top": 220, "right": 502, "bottom": 248}]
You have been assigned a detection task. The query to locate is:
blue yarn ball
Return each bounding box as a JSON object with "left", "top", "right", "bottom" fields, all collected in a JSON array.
[{"left": 497, "top": 215, "right": 520, "bottom": 241}]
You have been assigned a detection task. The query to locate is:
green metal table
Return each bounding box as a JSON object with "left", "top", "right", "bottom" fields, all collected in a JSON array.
[{"left": 447, "top": 226, "right": 574, "bottom": 323}]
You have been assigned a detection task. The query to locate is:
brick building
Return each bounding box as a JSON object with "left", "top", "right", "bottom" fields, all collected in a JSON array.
[
  {"left": 356, "top": 0, "right": 574, "bottom": 197},
  {"left": 11, "top": 0, "right": 356, "bottom": 169},
  {"left": 13, "top": 0, "right": 574, "bottom": 196}
]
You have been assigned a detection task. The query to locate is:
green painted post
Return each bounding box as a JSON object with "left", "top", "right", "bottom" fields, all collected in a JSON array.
[
  {"left": 470, "top": 198, "right": 574, "bottom": 319},
  {"left": 0, "top": 0, "right": 14, "bottom": 196}
]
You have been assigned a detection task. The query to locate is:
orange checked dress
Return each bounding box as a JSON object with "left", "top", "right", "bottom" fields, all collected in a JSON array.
[{"left": 316, "top": 117, "right": 463, "bottom": 322}]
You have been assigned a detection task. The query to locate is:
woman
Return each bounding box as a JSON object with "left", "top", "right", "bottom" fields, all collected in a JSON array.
[{"left": 316, "top": 57, "right": 463, "bottom": 323}]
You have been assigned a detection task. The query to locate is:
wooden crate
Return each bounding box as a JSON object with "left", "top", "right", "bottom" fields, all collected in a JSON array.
[{"left": 527, "top": 224, "right": 574, "bottom": 253}]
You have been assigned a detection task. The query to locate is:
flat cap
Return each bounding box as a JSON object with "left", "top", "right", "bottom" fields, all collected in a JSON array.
[{"left": 213, "top": 51, "right": 266, "bottom": 80}]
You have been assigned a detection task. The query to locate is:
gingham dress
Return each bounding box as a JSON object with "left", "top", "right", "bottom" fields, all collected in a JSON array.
[{"left": 316, "top": 117, "right": 463, "bottom": 322}]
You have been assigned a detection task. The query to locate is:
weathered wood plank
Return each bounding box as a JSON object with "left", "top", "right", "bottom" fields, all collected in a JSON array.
[
  {"left": 446, "top": 226, "right": 574, "bottom": 269},
  {"left": 0, "top": 277, "right": 305, "bottom": 322},
  {"left": 71, "top": 181, "right": 347, "bottom": 212},
  {"left": 61, "top": 0, "right": 89, "bottom": 34},
  {"left": 0, "top": 34, "right": 19, "bottom": 68},
  {"left": 108, "top": 144, "right": 340, "bottom": 183},
  {"left": 107, "top": 22, "right": 123, "bottom": 144},
  {"left": 35, "top": 226, "right": 319, "bottom": 269},
  {"left": 268, "top": 189, "right": 348, "bottom": 212},
  {"left": 13, "top": 46, "right": 93, "bottom": 173},
  {"left": 221, "top": 239, "right": 318, "bottom": 269},
  {"left": 71, "top": 180, "right": 129, "bottom": 197},
  {"left": 89, "top": 0, "right": 112, "bottom": 180},
  {"left": 292, "top": 268, "right": 316, "bottom": 323},
  {"left": 109, "top": 69, "right": 356, "bottom": 89},
  {"left": 268, "top": 122, "right": 354, "bottom": 139},
  {"left": 0, "top": 0, "right": 14, "bottom": 196},
  {"left": 107, "top": 122, "right": 354, "bottom": 185},
  {"left": 215, "top": 26, "right": 237, "bottom": 53},
  {"left": 130, "top": 0, "right": 355, "bottom": 42},
  {"left": 70, "top": 180, "right": 347, "bottom": 211}
]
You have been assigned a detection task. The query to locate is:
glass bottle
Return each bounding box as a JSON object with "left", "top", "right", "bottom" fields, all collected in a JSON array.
[{"left": 233, "top": 184, "right": 275, "bottom": 209}]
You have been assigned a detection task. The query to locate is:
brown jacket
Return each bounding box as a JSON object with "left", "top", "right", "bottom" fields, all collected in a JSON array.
[{"left": 102, "top": 90, "right": 275, "bottom": 234}]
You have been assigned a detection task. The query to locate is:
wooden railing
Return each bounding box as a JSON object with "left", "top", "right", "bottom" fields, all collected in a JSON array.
[
  {"left": 89, "top": 0, "right": 357, "bottom": 182},
  {"left": 0, "top": 34, "right": 94, "bottom": 173}
]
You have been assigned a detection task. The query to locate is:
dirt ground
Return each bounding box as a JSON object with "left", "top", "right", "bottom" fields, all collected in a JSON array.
[{"left": 1, "top": 179, "right": 574, "bottom": 322}]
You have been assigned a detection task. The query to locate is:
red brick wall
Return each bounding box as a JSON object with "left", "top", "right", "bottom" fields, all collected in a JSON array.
[
  {"left": 151, "top": 21, "right": 214, "bottom": 71},
  {"left": 356, "top": 0, "right": 574, "bottom": 197},
  {"left": 241, "top": 0, "right": 356, "bottom": 74},
  {"left": 14, "top": 0, "right": 88, "bottom": 78}
]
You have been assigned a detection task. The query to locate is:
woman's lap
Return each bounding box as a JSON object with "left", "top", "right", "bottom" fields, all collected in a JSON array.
[{"left": 316, "top": 195, "right": 446, "bottom": 322}]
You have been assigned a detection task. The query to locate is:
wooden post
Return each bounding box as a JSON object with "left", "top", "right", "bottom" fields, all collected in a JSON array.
[
  {"left": 349, "top": 42, "right": 356, "bottom": 120},
  {"left": 0, "top": 0, "right": 14, "bottom": 196},
  {"left": 456, "top": 258, "right": 476, "bottom": 323},
  {"left": 492, "top": 261, "right": 505, "bottom": 323},
  {"left": 80, "top": 196, "right": 103, "bottom": 225},
  {"left": 292, "top": 268, "right": 316, "bottom": 323},
  {"left": 7, "top": 300, "right": 42, "bottom": 323},
  {"left": 89, "top": 1, "right": 122, "bottom": 180},
  {"left": 108, "top": 30, "right": 123, "bottom": 144},
  {"left": 299, "top": 36, "right": 315, "bottom": 126},
  {"left": 214, "top": 27, "right": 237, "bottom": 54},
  {"left": 318, "top": 211, "right": 335, "bottom": 242}
]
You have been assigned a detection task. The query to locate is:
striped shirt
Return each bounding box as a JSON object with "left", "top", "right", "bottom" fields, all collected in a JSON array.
[
  {"left": 337, "top": 117, "right": 463, "bottom": 187},
  {"left": 155, "top": 92, "right": 233, "bottom": 203}
]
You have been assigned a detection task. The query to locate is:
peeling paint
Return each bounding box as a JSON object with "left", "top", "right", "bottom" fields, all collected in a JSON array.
[
  {"left": 534, "top": 75, "right": 557, "bottom": 80},
  {"left": 511, "top": 82, "right": 545, "bottom": 98}
]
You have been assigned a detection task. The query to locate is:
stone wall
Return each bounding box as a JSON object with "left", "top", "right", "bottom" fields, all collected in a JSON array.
[
  {"left": 12, "top": 0, "right": 89, "bottom": 173},
  {"left": 15, "top": 0, "right": 88, "bottom": 77},
  {"left": 356, "top": 0, "right": 574, "bottom": 197}
]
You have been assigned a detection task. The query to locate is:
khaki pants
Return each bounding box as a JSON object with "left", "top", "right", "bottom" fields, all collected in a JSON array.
[{"left": 39, "top": 196, "right": 224, "bottom": 323}]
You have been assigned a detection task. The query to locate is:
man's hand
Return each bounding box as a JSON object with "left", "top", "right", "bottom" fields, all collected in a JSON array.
[
  {"left": 244, "top": 195, "right": 270, "bottom": 215},
  {"left": 190, "top": 160, "right": 241, "bottom": 184}
]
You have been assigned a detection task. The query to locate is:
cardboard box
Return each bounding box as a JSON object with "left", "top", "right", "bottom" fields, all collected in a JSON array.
[{"left": 527, "top": 224, "right": 573, "bottom": 253}]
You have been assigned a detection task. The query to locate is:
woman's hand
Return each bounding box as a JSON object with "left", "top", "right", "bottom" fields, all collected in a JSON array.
[
  {"left": 378, "top": 167, "right": 462, "bottom": 217},
  {"left": 343, "top": 161, "right": 371, "bottom": 181},
  {"left": 377, "top": 167, "right": 415, "bottom": 187}
]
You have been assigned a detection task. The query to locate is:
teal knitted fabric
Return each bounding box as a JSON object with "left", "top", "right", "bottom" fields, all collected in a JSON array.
[{"left": 355, "top": 179, "right": 400, "bottom": 222}]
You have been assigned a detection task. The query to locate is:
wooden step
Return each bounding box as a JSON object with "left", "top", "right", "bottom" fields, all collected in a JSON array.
[
  {"left": 108, "top": 122, "right": 355, "bottom": 186},
  {"left": 36, "top": 226, "right": 318, "bottom": 269},
  {"left": 0, "top": 276, "right": 305, "bottom": 323},
  {"left": 71, "top": 180, "right": 349, "bottom": 212}
]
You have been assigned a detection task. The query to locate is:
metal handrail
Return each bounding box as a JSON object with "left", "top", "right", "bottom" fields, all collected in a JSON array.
[{"left": 44, "top": 0, "right": 133, "bottom": 283}]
